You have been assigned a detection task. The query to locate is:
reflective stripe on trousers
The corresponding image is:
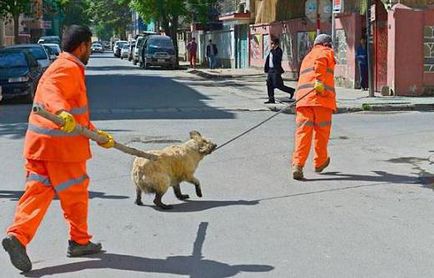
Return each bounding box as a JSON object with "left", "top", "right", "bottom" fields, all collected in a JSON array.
[
  {"left": 292, "top": 107, "right": 333, "bottom": 168},
  {"left": 7, "top": 160, "right": 92, "bottom": 246}
]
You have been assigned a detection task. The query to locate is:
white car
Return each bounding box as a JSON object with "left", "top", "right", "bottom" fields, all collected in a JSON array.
[
  {"left": 120, "top": 44, "right": 130, "bottom": 59},
  {"left": 91, "top": 42, "right": 104, "bottom": 53},
  {"left": 113, "top": 40, "right": 127, "bottom": 57}
]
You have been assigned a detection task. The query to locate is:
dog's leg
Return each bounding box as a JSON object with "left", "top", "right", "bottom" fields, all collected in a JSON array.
[
  {"left": 135, "top": 187, "right": 144, "bottom": 206},
  {"left": 189, "top": 177, "right": 202, "bottom": 198},
  {"left": 153, "top": 192, "right": 173, "bottom": 210},
  {"left": 173, "top": 184, "right": 189, "bottom": 200}
]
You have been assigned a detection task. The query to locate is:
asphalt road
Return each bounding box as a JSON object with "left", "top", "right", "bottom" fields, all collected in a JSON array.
[{"left": 0, "top": 52, "right": 433, "bottom": 277}]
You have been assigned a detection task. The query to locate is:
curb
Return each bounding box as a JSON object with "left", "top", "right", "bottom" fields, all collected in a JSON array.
[{"left": 188, "top": 69, "right": 434, "bottom": 114}]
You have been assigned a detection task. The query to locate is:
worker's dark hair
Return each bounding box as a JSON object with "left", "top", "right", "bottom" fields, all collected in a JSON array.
[
  {"left": 271, "top": 38, "right": 280, "bottom": 45},
  {"left": 62, "top": 25, "right": 92, "bottom": 52}
]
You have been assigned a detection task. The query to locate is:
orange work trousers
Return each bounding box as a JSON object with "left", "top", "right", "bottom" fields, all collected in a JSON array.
[
  {"left": 7, "top": 159, "right": 92, "bottom": 246},
  {"left": 292, "top": 106, "right": 333, "bottom": 168}
]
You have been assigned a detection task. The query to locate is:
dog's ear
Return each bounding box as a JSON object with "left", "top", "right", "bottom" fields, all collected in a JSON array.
[{"left": 189, "top": 130, "right": 202, "bottom": 140}]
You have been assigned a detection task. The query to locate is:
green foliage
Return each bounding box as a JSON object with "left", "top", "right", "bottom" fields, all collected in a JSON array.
[
  {"left": 88, "top": 0, "right": 132, "bottom": 38},
  {"left": 95, "top": 23, "right": 114, "bottom": 41},
  {"left": 0, "top": 0, "right": 32, "bottom": 18},
  {"left": 61, "top": 0, "right": 91, "bottom": 26}
]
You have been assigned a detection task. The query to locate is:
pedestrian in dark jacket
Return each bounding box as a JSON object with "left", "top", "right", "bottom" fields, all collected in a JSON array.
[
  {"left": 264, "top": 38, "right": 295, "bottom": 104},
  {"left": 356, "top": 37, "right": 368, "bottom": 90},
  {"left": 206, "top": 39, "right": 218, "bottom": 69}
]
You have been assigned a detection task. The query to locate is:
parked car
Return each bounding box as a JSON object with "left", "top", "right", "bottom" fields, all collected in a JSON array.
[
  {"left": 37, "top": 35, "right": 61, "bottom": 45},
  {"left": 128, "top": 40, "right": 135, "bottom": 61},
  {"left": 133, "top": 36, "right": 144, "bottom": 65},
  {"left": 120, "top": 44, "right": 130, "bottom": 59},
  {"left": 133, "top": 32, "right": 156, "bottom": 65},
  {"left": 91, "top": 42, "right": 104, "bottom": 53},
  {"left": 41, "top": 43, "right": 61, "bottom": 57},
  {"left": 5, "top": 44, "right": 51, "bottom": 70},
  {"left": 0, "top": 49, "right": 42, "bottom": 103},
  {"left": 139, "top": 35, "right": 176, "bottom": 69},
  {"left": 113, "top": 40, "right": 127, "bottom": 57}
]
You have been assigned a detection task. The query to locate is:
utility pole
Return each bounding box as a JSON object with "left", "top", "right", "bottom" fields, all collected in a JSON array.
[
  {"left": 316, "top": 0, "right": 321, "bottom": 35},
  {"left": 331, "top": 0, "right": 336, "bottom": 46},
  {"left": 366, "top": 0, "right": 375, "bottom": 97}
]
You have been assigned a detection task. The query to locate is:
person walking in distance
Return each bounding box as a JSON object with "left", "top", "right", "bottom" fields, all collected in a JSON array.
[
  {"left": 206, "top": 39, "right": 218, "bottom": 69},
  {"left": 2, "top": 25, "right": 115, "bottom": 273},
  {"left": 292, "top": 34, "right": 336, "bottom": 180},
  {"left": 356, "top": 37, "right": 369, "bottom": 91},
  {"left": 187, "top": 37, "right": 198, "bottom": 69},
  {"left": 263, "top": 38, "right": 295, "bottom": 104}
]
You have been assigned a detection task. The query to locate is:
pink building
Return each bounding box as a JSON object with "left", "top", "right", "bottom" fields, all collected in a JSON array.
[{"left": 249, "top": 0, "right": 434, "bottom": 96}]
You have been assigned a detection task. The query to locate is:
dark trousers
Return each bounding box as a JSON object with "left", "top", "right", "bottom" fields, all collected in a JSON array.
[
  {"left": 266, "top": 71, "right": 295, "bottom": 101},
  {"left": 358, "top": 63, "right": 368, "bottom": 89}
]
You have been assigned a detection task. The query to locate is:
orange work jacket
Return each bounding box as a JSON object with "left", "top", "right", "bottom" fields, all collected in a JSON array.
[
  {"left": 23, "top": 52, "right": 95, "bottom": 162},
  {"left": 295, "top": 45, "right": 337, "bottom": 111}
]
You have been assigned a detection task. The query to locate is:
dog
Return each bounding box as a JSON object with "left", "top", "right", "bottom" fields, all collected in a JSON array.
[{"left": 131, "top": 131, "right": 217, "bottom": 209}]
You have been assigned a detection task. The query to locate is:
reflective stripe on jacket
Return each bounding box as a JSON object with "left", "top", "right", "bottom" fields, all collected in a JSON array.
[
  {"left": 23, "top": 52, "right": 94, "bottom": 162},
  {"left": 295, "top": 45, "right": 337, "bottom": 111}
]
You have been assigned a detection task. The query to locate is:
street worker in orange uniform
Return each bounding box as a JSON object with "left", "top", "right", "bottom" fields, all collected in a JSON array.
[
  {"left": 2, "top": 25, "right": 115, "bottom": 273},
  {"left": 292, "top": 34, "right": 336, "bottom": 180}
]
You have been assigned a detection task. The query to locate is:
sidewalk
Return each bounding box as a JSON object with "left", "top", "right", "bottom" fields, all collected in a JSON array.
[{"left": 186, "top": 66, "right": 434, "bottom": 113}]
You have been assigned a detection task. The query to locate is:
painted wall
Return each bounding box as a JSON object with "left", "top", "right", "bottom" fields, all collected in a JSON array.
[
  {"left": 388, "top": 5, "right": 425, "bottom": 96},
  {"left": 249, "top": 13, "right": 360, "bottom": 88}
]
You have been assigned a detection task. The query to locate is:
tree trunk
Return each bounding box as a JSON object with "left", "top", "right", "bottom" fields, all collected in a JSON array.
[
  {"left": 0, "top": 18, "right": 5, "bottom": 47},
  {"left": 171, "top": 19, "right": 179, "bottom": 67},
  {"left": 13, "top": 13, "right": 19, "bottom": 44}
]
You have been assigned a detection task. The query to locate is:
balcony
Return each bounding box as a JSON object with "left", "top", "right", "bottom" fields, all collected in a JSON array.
[{"left": 218, "top": 0, "right": 251, "bottom": 24}]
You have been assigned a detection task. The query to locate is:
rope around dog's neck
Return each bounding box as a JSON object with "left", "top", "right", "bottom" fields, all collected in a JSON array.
[{"left": 214, "top": 89, "right": 315, "bottom": 151}]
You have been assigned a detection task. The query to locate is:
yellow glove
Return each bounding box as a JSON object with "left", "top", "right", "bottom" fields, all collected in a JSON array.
[
  {"left": 58, "top": 111, "right": 76, "bottom": 133},
  {"left": 97, "top": 130, "right": 115, "bottom": 149},
  {"left": 314, "top": 80, "right": 325, "bottom": 95}
]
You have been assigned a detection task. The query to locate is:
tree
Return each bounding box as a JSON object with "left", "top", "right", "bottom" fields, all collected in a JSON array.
[
  {"left": 87, "top": 0, "right": 132, "bottom": 40},
  {"left": 60, "top": 0, "right": 91, "bottom": 27},
  {"left": 0, "top": 0, "right": 32, "bottom": 43}
]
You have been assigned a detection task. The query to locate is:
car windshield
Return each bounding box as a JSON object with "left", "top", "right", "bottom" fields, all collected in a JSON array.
[
  {"left": 148, "top": 38, "right": 173, "bottom": 48},
  {"left": 24, "top": 47, "right": 47, "bottom": 60},
  {"left": 0, "top": 52, "right": 27, "bottom": 68},
  {"left": 117, "top": 42, "right": 127, "bottom": 47},
  {"left": 48, "top": 46, "right": 60, "bottom": 55}
]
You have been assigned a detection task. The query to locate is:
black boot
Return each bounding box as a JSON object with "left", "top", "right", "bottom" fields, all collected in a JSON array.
[
  {"left": 2, "top": 235, "right": 32, "bottom": 273},
  {"left": 67, "top": 240, "right": 102, "bottom": 257}
]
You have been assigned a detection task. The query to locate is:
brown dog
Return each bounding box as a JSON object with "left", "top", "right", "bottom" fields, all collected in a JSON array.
[{"left": 131, "top": 131, "right": 217, "bottom": 209}]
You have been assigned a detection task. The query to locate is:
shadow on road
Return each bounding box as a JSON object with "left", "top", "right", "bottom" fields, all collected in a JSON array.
[
  {"left": 0, "top": 74, "right": 234, "bottom": 138},
  {"left": 87, "top": 65, "right": 139, "bottom": 71},
  {"left": 305, "top": 170, "right": 420, "bottom": 184},
  {"left": 24, "top": 222, "right": 274, "bottom": 278},
  {"left": 0, "top": 190, "right": 129, "bottom": 201},
  {"left": 85, "top": 74, "right": 234, "bottom": 121},
  {"left": 137, "top": 199, "right": 259, "bottom": 213}
]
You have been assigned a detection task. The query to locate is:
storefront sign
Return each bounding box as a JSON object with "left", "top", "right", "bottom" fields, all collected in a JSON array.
[{"left": 333, "top": 0, "right": 342, "bottom": 13}]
